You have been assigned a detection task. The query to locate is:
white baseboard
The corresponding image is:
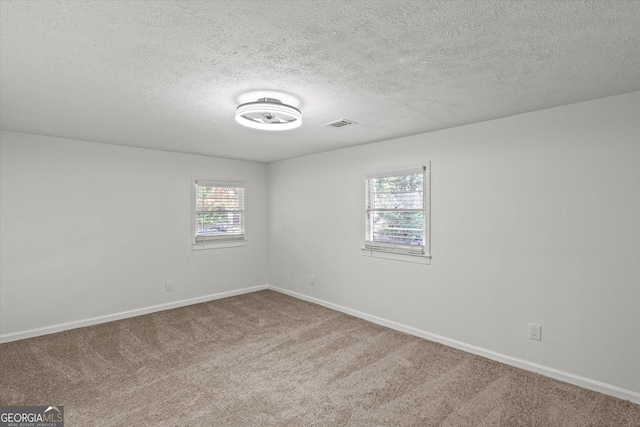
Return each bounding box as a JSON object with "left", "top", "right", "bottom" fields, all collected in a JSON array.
[
  {"left": 3, "top": 284, "right": 638, "bottom": 404},
  {"left": 0, "top": 285, "right": 268, "bottom": 344},
  {"left": 267, "top": 285, "right": 640, "bottom": 405}
]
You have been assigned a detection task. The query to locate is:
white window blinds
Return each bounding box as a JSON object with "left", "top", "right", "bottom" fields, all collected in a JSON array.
[
  {"left": 194, "top": 181, "right": 245, "bottom": 243},
  {"left": 365, "top": 166, "right": 428, "bottom": 256}
]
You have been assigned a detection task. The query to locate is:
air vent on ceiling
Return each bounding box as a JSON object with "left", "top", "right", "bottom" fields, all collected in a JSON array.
[{"left": 323, "top": 119, "right": 357, "bottom": 129}]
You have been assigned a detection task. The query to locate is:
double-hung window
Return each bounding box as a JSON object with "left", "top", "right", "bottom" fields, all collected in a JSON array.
[
  {"left": 362, "top": 164, "right": 430, "bottom": 263},
  {"left": 193, "top": 179, "right": 246, "bottom": 249}
]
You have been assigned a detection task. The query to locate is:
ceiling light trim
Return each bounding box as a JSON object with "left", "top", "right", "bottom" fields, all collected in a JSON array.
[{"left": 235, "top": 98, "right": 302, "bottom": 131}]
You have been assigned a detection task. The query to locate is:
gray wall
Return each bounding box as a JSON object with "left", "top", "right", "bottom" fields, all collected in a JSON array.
[
  {"left": 0, "top": 132, "right": 269, "bottom": 335},
  {"left": 267, "top": 92, "right": 640, "bottom": 394},
  {"left": 1, "top": 92, "right": 638, "bottom": 399}
]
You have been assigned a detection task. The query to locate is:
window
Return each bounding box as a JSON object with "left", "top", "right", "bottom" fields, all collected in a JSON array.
[
  {"left": 362, "top": 164, "right": 430, "bottom": 263},
  {"left": 192, "top": 179, "right": 246, "bottom": 249}
]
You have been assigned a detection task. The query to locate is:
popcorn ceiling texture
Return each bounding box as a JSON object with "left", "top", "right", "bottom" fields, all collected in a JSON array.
[{"left": 1, "top": 0, "right": 639, "bottom": 162}]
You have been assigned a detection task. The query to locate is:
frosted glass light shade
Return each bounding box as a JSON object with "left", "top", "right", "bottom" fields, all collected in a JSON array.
[{"left": 235, "top": 98, "right": 302, "bottom": 131}]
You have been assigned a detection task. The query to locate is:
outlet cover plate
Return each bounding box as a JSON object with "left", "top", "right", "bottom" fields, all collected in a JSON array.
[{"left": 529, "top": 323, "right": 542, "bottom": 341}]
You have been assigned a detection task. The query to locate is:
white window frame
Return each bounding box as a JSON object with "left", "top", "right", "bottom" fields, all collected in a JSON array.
[
  {"left": 361, "top": 163, "right": 431, "bottom": 264},
  {"left": 192, "top": 178, "right": 247, "bottom": 250}
]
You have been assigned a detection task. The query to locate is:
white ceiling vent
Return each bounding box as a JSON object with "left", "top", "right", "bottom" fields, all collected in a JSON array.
[{"left": 324, "top": 119, "right": 357, "bottom": 129}]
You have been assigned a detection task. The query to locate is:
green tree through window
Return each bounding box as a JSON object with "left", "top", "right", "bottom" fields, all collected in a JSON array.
[
  {"left": 365, "top": 166, "right": 429, "bottom": 257},
  {"left": 194, "top": 181, "right": 245, "bottom": 244}
]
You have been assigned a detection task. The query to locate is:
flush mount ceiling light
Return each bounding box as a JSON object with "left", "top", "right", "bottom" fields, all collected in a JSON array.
[{"left": 235, "top": 98, "right": 302, "bottom": 131}]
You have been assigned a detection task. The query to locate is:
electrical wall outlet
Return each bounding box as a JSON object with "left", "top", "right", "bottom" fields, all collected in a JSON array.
[
  {"left": 309, "top": 275, "right": 315, "bottom": 286},
  {"left": 165, "top": 281, "right": 173, "bottom": 292},
  {"left": 529, "top": 323, "right": 542, "bottom": 341}
]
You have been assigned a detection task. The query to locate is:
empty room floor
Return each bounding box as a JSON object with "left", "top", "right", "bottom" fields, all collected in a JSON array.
[{"left": 1, "top": 290, "right": 639, "bottom": 426}]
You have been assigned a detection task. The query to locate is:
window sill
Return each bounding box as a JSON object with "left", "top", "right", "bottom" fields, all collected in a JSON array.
[
  {"left": 361, "top": 248, "right": 431, "bottom": 264},
  {"left": 192, "top": 240, "right": 247, "bottom": 251}
]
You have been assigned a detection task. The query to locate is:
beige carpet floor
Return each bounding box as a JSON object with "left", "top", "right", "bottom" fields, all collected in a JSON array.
[{"left": 1, "top": 290, "right": 638, "bottom": 426}]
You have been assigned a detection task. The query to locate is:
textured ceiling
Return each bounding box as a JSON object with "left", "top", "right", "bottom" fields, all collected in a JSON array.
[{"left": 1, "top": 0, "right": 639, "bottom": 163}]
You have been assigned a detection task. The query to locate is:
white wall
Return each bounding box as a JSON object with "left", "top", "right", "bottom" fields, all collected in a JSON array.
[
  {"left": 1, "top": 92, "right": 638, "bottom": 399},
  {"left": 267, "top": 92, "right": 640, "bottom": 395},
  {"left": 0, "top": 131, "right": 268, "bottom": 337}
]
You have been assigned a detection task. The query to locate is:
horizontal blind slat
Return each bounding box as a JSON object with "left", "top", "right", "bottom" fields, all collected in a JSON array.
[
  {"left": 195, "top": 181, "right": 245, "bottom": 242},
  {"left": 365, "top": 167, "right": 426, "bottom": 251}
]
